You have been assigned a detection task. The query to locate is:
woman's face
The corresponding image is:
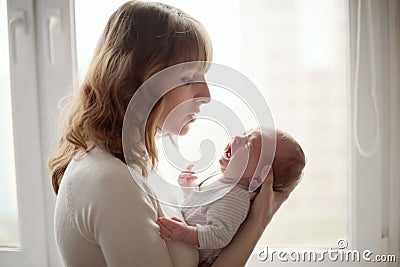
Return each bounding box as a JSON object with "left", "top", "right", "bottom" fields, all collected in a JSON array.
[{"left": 157, "top": 72, "right": 210, "bottom": 135}]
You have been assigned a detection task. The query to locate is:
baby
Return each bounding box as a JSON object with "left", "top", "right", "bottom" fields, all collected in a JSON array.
[{"left": 157, "top": 128, "right": 306, "bottom": 265}]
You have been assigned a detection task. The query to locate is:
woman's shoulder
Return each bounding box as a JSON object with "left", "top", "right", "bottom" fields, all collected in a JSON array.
[
  {"left": 61, "top": 146, "right": 156, "bottom": 205},
  {"left": 70, "top": 145, "right": 126, "bottom": 175}
]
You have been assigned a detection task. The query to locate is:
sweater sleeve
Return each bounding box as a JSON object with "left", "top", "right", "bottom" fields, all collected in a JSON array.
[
  {"left": 72, "top": 160, "right": 174, "bottom": 267},
  {"left": 196, "top": 188, "right": 250, "bottom": 249}
]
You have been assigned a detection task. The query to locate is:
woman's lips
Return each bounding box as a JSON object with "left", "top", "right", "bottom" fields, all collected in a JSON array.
[{"left": 183, "top": 114, "right": 196, "bottom": 126}]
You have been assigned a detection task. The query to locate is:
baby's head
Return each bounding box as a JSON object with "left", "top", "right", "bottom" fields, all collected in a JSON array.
[
  {"left": 219, "top": 128, "right": 305, "bottom": 192},
  {"left": 271, "top": 130, "right": 306, "bottom": 192}
]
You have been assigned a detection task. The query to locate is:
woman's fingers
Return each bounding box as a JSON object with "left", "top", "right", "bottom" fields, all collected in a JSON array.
[
  {"left": 258, "top": 166, "right": 291, "bottom": 203},
  {"left": 248, "top": 166, "right": 293, "bottom": 227},
  {"left": 258, "top": 166, "right": 274, "bottom": 196},
  {"left": 274, "top": 190, "right": 291, "bottom": 208}
]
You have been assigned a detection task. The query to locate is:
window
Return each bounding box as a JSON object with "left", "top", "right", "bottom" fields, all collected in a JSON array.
[
  {"left": 240, "top": 0, "right": 348, "bottom": 247},
  {"left": 0, "top": 0, "right": 19, "bottom": 248},
  {"left": 2, "top": 0, "right": 50, "bottom": 265}
]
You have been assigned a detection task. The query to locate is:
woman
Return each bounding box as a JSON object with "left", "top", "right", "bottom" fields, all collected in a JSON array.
[{"left": 49, "top": 1, "right": 290, "bottom": 266}]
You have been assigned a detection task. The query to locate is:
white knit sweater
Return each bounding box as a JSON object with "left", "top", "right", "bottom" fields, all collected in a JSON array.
[{"left": 54, "top": 146, "right": 198, "bottom": 267}]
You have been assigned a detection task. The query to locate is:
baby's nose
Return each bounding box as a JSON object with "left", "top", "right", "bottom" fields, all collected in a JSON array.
[{"left": 233, "top": 135, "right": 246, "bottom": 145}]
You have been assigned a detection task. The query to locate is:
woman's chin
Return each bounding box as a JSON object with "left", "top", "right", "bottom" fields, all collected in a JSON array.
[{"left": 178, "top": 124, "right": 191, "bottom": 136}]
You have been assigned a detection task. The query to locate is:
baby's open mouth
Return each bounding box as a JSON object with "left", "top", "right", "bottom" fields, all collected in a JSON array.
[{"left": 224, "top": 144, "right": 232, "bottom": 159}]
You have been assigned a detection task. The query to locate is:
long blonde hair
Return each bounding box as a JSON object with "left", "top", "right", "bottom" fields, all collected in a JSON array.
[{"left": 49, "top": 1, "right": 212, "bottom": 194}]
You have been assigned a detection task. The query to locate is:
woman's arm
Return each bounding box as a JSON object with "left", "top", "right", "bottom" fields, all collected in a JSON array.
[
  {"left": 86, "top": 162, "right": 175, "bottom": 267},
  {"left": 212, "top": 167, "right": 290, "bottom": 267}
]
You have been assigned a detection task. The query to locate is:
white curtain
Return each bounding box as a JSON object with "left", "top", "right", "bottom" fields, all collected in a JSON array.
[{"left": 348, "top": 0, "right": 399, "bottom": 258}]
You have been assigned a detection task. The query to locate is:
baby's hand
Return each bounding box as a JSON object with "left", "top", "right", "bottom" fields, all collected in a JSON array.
[
  {"left": 178, "top": 164, "right": 198, "bottom": 188},
  {"left": 157, "top": 217, "right": 188, "bottom": 242},
  {"left": 157, "top": 217, "right": 199, "bottom": 246}
]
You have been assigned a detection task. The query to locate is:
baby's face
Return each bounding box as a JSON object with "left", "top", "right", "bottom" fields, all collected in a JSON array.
[{"left": 219, "top": 129, "right": 262, "bottom": 185}]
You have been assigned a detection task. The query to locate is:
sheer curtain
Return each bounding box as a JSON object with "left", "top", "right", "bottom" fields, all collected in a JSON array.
[
  {"left": 348, "top": 0, "right": 400, "bottom": 258},
  {"left": 239, "top": 0, "right": 347, "bottom": 247}
]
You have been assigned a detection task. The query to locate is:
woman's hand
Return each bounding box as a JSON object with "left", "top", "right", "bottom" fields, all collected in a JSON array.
[{"left": 248, "top": 166, "right": 291, "bottom": 229}]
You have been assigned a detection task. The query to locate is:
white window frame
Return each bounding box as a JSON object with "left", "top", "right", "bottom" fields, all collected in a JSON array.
[
  {"left": 2, "top": 0, "right": 47, "bottom": 266},
  {"left": 2, "top": 0, "right": 74, "bottom": 266}
]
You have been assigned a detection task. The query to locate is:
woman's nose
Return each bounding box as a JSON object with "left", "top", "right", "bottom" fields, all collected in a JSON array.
[{"left": 194, "top": 82, "right": 211, "bottom": 104}]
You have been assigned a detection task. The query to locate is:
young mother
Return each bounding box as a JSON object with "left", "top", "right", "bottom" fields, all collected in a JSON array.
[{"left": 49, "top": 1, "right": 290, "bottom": 266}]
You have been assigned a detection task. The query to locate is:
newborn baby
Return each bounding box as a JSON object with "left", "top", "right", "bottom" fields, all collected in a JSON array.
[{"left": 157, "top": 128, "right": 306, "bottom": 265}]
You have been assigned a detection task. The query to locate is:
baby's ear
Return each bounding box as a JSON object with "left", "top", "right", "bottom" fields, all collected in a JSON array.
[
  {"left": 248, "top": 177, "right": 261, "bottom": 192},
  {"left": 261, "top": 165, "right": 270, "bottom": 178},
  {"left": 248, "top": 165, "right": 271, "bottom": 192}
]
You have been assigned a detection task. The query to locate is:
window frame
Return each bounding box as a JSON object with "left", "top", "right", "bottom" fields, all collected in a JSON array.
[{"left": 3, "top": 0, "right": 48, "bottom": 266}]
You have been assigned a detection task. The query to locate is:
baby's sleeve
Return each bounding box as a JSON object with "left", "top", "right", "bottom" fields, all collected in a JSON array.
[{"left": 196, "top": 188, "right": 250, "bottom": 249}]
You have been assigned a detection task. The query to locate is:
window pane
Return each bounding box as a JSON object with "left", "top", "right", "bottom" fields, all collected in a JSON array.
[
  {"left": 74, "top": 1, "right": 127, "bottom": 80},
  {"left": 240, "top": 0, "right": 348, "bottom": 247},
  {"left": 0, "top": 0, "right": 20, "bottom": 248}
]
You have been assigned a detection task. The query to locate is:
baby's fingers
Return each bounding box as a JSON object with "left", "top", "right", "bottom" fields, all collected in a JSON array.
[
  {"left": 157, "top": 220, "right": 173, "bottom": 236},
  {"left": 181, "top": 164, "right": 195, "bottom": 174},
  {"left": 158, "top": 217, "right": 179, "bottom": 229},
  {"left": 170, "top": 217, "right": 183, "bottom": 222},
  {"left": 179, "top": 173, "right": 193, "bottom": 179},
  {"left": 186, "top": 164, "right": 194, "bottom": 171},
  {"left": 160, "top": 234, "right": 172, "bottom": 241},
  {"left": 159, "top": 226, "right": 172, "bottom": 237}
]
